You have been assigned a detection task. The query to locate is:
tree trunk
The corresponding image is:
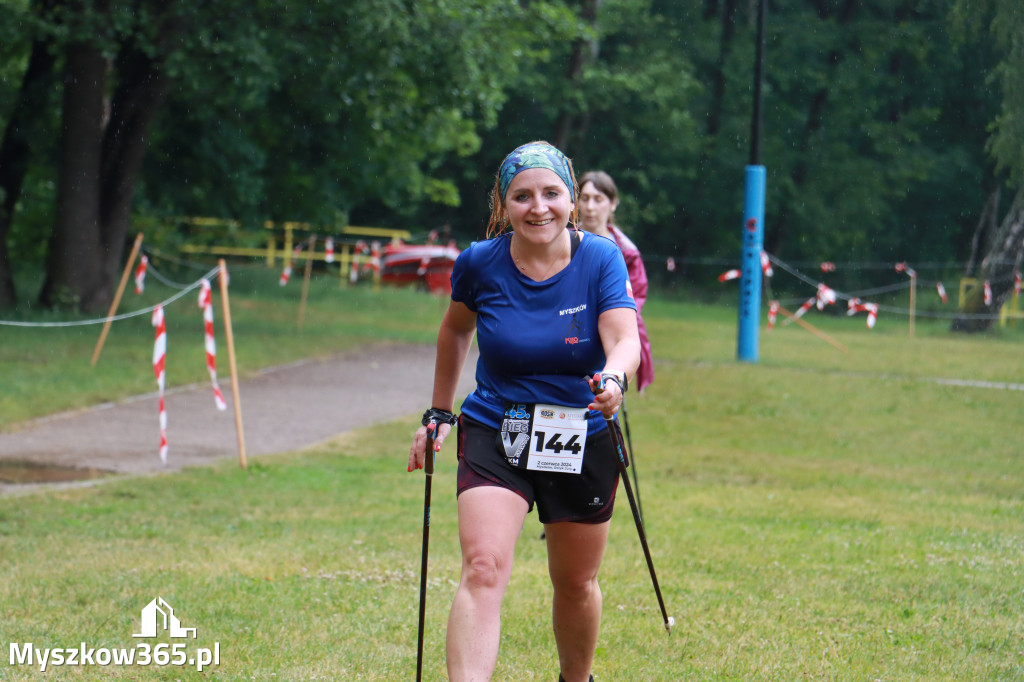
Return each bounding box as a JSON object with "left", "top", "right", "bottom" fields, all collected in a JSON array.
[
  {"left": 951, "top": 187, "right": 1024, "bottom": 332},
  {"left": 98, "top": 32, "right": 177, "bottom": 291},
  {"left": 39, "top": 40, "right": 108, "bottom": 311},
  {"left": 0, "top": 0, "right": 59, "bottom": 308},
  {"left": 964, "top": 186, "right": 1000, "bottom": 278},
  {"left": 39, "top": 0, "right": 181, "bottom": 312}
]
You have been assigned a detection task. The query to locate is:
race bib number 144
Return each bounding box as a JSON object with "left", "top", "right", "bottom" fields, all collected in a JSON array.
[
  {"left": 530, "top": 404, "right": 588, "bottom": 473},
  {"left": 499, "top": 403, "right": 588, "bottom": 474}
]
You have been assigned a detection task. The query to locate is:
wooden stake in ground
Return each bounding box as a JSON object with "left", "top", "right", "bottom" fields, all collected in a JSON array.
[
  {"left": 218, "top": 259, "right": 248, "bottom": 469},
  {"left": 298, "top": 234, "right": 316, "bottom": 331},
  {"left": 775, "top": 305, "right": 849, "bottom": 353},
  {"left": 91, "top": 232, "right": 145, "bottom": 366}
]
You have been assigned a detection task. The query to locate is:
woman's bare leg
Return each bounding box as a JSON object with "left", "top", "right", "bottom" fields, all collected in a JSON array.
[
  {"left": 446, "top": 486, "right": 529, "bottom": 681},
  {"left": 544, "top": 520, "right": 611, "bottom": 682}
]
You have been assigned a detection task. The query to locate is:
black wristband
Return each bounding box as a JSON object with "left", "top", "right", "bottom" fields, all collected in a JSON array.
[{"left": 422, "top": 407, "right": 458, "bottom": 427}]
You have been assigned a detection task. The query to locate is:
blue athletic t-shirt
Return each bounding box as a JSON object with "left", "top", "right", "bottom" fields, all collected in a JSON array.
[{"left": 452, "top": 230, "right": 636, "bottom": 435}]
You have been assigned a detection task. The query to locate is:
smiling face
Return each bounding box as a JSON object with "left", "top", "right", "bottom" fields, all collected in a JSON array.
[
  {"left": 504, "top": 168, "right": 574, "bottom": 246},
  {"left": 578, "top": 180, "right": 618, "bottom": 233}
]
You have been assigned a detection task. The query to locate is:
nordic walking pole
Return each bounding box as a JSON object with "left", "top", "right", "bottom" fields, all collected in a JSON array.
[
  {"left": 620, "top": 399, "right": 643, "bottom": 525},
  {"left": 91, "top": 232, "right": 144, "bottom": 366},
  {"left": 593, "top": 376, "right": 673, "bottom": 634},
  {"left": 607, "top": 413, "right": 673, "bottom": 633},
  {"left": 416, "top": 423, "right": 436, "bottom": 681}
]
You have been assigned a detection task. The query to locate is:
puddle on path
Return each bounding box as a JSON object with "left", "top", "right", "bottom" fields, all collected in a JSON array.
[{"left": 0, "top": 460, "right": 114, "bottom": 485}]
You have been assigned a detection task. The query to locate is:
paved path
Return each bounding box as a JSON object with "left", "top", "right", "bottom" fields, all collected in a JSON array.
[{"left": 0, "top": 343, "right": 478, "bottom": 493}]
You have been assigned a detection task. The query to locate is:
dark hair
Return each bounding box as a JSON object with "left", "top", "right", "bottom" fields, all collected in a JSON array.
[{"left": 579, "top": 171, "right": 618, "bottom": 203}]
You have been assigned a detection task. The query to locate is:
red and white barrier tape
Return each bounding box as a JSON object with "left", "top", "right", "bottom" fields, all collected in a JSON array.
[
  {"left": 370, "top": 241, "right": 381, "bottom": 276},
  {"left": 152, "top": 305, "right": 168, "bottom": 462},
  {"left": 820, "top": 261, "right": 836, "bottom": 273},
  {"left": 135, "top": 255, "right": 148, "bottom": 294},
  {"left": 325, "top": 237, "right": 335, "bottom": 263},
  {"left": 815, "top": 283, "right": 837, "bottom": 310},
  {"left": 984, "top": 280, "right": 992, "bottom": 305},
  {"left": 1016, "top": 272, "right": 1022, "bottom": 296},
  {"left": 794, "top": 296, "right": 816, "bottom": 320},
  {"left": 767, "top": 300, "right": 779, "bottom": 330},
  {"left": 895, "top": 262, "right": 917, "bottom": 277},
  {"left": 716, "top": 253, "right": 772, "bottom": 282},
  {"left": 198, "top": 280, "right": 227, "bottom": 411},
  {"left": 280, "top": 246, "right": 301, "bottom": 286},
  {"left": 936, "top": 281, "right": 948, "bottom": 303},
  {"left": 847, "top": 298, "right": 878, "bottom": 329}
]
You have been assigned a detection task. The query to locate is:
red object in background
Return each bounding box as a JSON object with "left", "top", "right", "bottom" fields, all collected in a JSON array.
[
  {"left": 718, "top": 269, "right": 741, "bottom": 282},
  {"left": 380, "top": 241, "right": 461, "bottom": 294}
]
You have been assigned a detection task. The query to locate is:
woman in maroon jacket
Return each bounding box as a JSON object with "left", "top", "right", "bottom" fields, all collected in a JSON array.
[{"left": 578, "top": 171, "right": 654, "bottom": 392}]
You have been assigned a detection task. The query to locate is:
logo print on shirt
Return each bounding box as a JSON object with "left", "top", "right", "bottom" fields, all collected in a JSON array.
[{"left": 565, "top": 313, "right": 583, "bottom": 345}]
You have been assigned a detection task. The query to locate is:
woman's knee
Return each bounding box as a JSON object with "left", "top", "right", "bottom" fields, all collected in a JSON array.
[
  {"left": 551, "top": 572, "right": 600, "bottom": 602},
  {"left": 461, "top": 550, "right": 510, "bottom": 592}
]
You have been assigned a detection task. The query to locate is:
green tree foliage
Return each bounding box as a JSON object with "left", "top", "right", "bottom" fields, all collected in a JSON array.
[
  {"left": 424, "top": 0, "right": 999, "bottom": 289},
  {"left": 141, "top": 0, "right": 569, "bottom": 225},
  {"left": 0, "top": 0, "right": 1018, "bottom": 312},
  {"left": 947, "top": 0, "right": 1024, "bottom": 330},
  {"left": 0, "top": 0, "right": 575, "bottom": 310},
  {"left": 952, "top": 0, "right": 1024, "bottom": 184}
]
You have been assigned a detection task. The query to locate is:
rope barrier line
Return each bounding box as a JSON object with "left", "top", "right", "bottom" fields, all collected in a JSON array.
[
  {"left": 645, "top": 253, "right": 1022, "bottom": 271},
  {"left": 764, "top": 254, "right": 1011, "bottom": 322},
  {"left": 143, "top": 258, "right": 197, "bottom": 290},
  {"left": 0, "top": 266, "right": 219, "bottom": 328}
]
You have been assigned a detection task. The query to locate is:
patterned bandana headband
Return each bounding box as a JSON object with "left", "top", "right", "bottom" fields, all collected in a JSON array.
[{"left": 497, "top": 141, "right": 575, "bottom": 203}]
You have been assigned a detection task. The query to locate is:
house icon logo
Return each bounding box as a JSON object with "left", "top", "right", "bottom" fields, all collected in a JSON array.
[{"left": 133, "top": 597, "right": 197, "bottom": 639}]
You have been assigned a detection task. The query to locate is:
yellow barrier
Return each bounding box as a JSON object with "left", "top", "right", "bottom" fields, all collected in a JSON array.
[
  {"left": 175, "top": 218, "right": 411, "bottom": 288},
  {"left": 958, "top": 277, "right": 1022, "bottom": 327},
  {"left": 1000, "top": 290, "right": 1021, "bottom": 328},
  {"left": 958, "top": 277, "right": 977, "bottom": 308}
]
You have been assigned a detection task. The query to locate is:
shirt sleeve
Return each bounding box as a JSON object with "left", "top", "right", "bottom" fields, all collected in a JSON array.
[{"left": 450, "top": 243, "right": 478, "bottom": 312}]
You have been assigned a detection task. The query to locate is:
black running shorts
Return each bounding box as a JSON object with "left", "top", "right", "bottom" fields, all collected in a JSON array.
[{"left": 455, "top": 415, "right": 623, "bottom": 524}]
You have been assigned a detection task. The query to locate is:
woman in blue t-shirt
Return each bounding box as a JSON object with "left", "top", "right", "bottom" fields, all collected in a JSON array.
[{"left": 408, "top": 141, "right": 640, "bottom": 682}]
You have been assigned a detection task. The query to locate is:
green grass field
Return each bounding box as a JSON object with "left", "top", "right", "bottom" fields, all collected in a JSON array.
[{"left": 1, "top": 268, "right": 1022, "bottom": 680}]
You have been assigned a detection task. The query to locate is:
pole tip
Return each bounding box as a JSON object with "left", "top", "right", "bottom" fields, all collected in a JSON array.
[{"left": 665, "top": 616, "right": 675, "bottom": 633}]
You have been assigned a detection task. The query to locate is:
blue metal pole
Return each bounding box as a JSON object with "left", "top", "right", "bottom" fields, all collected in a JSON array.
[{"left": 737, "top": 165, "right": 766, "bottom": 363}]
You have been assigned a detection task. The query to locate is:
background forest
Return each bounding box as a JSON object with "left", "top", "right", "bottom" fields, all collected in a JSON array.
[{"left": 1, "top": 0, "right": 1022, "bottom": 322}]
